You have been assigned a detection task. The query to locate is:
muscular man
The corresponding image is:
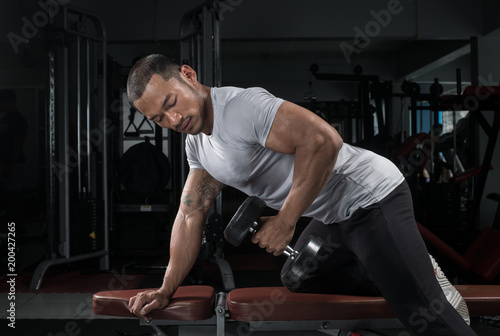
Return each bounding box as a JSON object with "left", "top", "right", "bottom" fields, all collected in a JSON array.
[{"left": 126, "top": 54, "right": 476, "bottom": 335}]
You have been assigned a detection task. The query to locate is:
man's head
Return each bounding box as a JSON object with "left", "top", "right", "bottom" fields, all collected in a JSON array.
[
  {"left": 127, "top": 54, "right": 181, "bottom": 103},
  {"left": 127, "top": 54, "right": 213, "bottom": 135}
]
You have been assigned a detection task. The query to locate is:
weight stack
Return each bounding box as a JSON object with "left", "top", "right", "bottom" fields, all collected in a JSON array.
[{"left": 70, "top": 198, "right": 104, "bottom": 255}]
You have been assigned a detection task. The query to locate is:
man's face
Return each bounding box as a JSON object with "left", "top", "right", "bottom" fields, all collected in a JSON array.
[{"left": 133, "top": 73, "right": 207, "bottom": 134}]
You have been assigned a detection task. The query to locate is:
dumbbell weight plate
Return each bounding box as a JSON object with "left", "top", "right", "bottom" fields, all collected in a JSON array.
[
  {"left": 281, "top": 237, "right": 324, "bottom": 288},
  {"left": 224, "top": 196, "right": 267, "bottom": 246}
]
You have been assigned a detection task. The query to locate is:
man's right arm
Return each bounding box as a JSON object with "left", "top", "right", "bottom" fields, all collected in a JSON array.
[{"left": 128, "top": 168, "right": 224, "bottom": 320}]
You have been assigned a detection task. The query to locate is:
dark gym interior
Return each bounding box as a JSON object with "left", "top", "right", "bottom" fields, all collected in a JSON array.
[{"left": 1, "top": 0, "right": 500, "bottom": 335}]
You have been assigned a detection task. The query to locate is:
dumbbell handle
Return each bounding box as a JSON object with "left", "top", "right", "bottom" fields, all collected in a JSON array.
[
  {"left": 249, "top": 221, "right": 299, "bottom": 260},
  {"left": 283, "top": 246, "right": 299, "bottom": 260}
]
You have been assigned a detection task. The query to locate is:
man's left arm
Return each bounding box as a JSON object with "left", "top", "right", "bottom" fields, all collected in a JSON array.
[{"left": 251, "top": 101, "right": 343, "bottom": 255}]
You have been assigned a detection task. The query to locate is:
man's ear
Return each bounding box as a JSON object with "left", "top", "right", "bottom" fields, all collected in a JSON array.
[{"left": 179, "top": 64, "right": 198, "bottom": 85}]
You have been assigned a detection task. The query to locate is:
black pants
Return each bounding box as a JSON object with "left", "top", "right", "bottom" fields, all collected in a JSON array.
[{"left": 281, "top": 181, "right": 477, "bottom": 336}]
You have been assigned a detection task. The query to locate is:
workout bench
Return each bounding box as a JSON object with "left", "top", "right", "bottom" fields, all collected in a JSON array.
[{"left": 93, "top": 285, "right": 500, "bottom": 335}]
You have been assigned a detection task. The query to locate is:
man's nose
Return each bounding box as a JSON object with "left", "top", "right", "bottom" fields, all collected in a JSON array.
[{"left": 165, "top": 110, "right": 182, "bottom": 126}]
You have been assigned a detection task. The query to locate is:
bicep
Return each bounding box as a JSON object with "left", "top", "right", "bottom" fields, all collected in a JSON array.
[
  {"left": 179, "top": 169, "right": 224, "bottom": 218},
  {"left": 265, "top": 101, "right": 341, "bottom": 154}
]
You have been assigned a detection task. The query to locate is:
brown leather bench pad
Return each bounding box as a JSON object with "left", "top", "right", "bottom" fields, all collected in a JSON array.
[
  {"left": 93, "top": 285, "right": 500, "bottom": 322},
  {"left": 227, "top": 285, "right": 500, "bottom": 321},
  {"left": 93, "top": 285, "right": 215, "bottom": 321}
]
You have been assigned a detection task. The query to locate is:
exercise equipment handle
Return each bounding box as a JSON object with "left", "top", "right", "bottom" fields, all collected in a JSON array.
[{"left": 283, "top": 246, "right": 299, "bottom": 260}]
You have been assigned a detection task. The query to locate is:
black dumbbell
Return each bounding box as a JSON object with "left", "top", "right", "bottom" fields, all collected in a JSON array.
[{"left": 224, "top": 196, "right": 325, "bottom": 267}]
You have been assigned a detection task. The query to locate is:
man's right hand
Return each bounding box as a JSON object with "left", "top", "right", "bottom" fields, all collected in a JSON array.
[{"left": 128, "top": 289, "right": 171, "bottom": 321}]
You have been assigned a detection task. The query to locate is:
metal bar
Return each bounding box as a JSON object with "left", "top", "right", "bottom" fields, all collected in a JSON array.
[
  {"left": 372, "top": 80, "right": 385, "bottom": 135},
  {"left": 474, "top": 111, "right": 493, "bottom": 136},
  {"left": 29, "top": 250, "right": 107, "bottom": 290},
  {"left": 213, "top": 1, "right": 221, "bottom": 87},
  {"left": 400, "top": 98, "right": 405, "bottom": 144},
  {"left": 215, "top": 292, "right": 226, "bottom": 336},
  {"left": 468, "top": 112, "right": 499, "bottom": 229},
  {"left": 410, "top": 94, "right": 417, "bottom": 135},
  {"left": 86, "top": 38, "right": 91, "bottom": 196},
  {"left": 64, "top": 29, "right": 106, "bottom": 42},
  {"left": 209, "top": 253, "right": 235, "bottom": 290},
  {"left": 202, "top": 6, "right": 213, "bottom": 86},
  {"left": 430, "top": 108, "right": 434, "bottom": 179},
  {"left": 312, "top": 72, "right": 379, "bottom": 82},
  {"left": 196, "top": 34, "right": 202, "bottom": 82},
  {"left": 453, "top": 110, "right": 457, "bottom": 173},
  {"left": 100, "top": 22, "right": 110, "bottom": 271},
  {"left": 76, "top": 36, "right": 82, "bottom": 195},
  {"left": 62, "top": 43, "right": 71, "bottom": 258},
  {"left": 419, "top": 101, "right": 423, "bottom": 132},
  {"left": 141, "top": 316, "right": 217, "bottom": 326},
  {"left": 47, "top": 51, "right": 56, "bottom": 258},
  {"left": 149, "top": 324, "right": 168, "bottom": 336},
  {"left": 361, "top": 81, "right": 371, "bottom": 140}
]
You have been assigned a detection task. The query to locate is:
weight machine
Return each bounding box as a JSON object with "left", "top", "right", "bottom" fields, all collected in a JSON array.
[
  {"left": 433, "top": 79, "right": 500, "bottom": 231},
  {"left": 308, "top": 63, "right": 394, "bottom": 158},
  {"left": 30, "top": 5, "right": 109, "bottom": 290},
  {"left": 389, "top": 72, "right": 500, "bottom": 282}
]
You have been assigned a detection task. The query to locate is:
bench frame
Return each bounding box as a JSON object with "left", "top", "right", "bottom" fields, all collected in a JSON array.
[
  {"left": 138, "top": 292, "right": 405, "bottom": 336},
  {"left": 94, "top": 286, "right": 500, "bottom": 336}
]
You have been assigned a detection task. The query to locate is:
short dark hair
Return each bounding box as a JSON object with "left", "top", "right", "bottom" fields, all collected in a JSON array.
[
  {"left": 0, "top": 89, "right": 16, "bottom": 104},
  {"left": 127, "top": 54, "right": 181, "bottom": 103}
]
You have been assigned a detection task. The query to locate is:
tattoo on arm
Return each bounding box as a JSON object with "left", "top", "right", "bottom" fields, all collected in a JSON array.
[
  {"left": 182, "top": 193, "right": 193, "bottom": 207},
  {"left": 194, "top": 170, "right": 224, "bottom": 209}
]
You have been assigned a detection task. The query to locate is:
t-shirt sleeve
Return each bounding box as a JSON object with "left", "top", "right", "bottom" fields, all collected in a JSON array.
[
  {"left": 222, "top": 88, "right": 284, "bottom": 147},
  {"left": 185, "top": 135, "right": 204, "bottom": 170}
]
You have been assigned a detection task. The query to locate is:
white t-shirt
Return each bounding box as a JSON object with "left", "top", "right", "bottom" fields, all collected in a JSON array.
[{"left": 186, "top": 87, "right": 404, "bottom": 224}]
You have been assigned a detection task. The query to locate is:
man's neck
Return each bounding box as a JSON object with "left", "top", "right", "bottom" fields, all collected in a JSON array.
[{"left": 201, "top": 85, "right": 214, "bottom": 135}]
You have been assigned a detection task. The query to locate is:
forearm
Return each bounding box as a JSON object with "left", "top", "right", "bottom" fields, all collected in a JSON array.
[
  {"left": 158, "top": 169, "right": 223, "bottom": 298},
  {"left": 159, "top": 211, "right": 205, "bottom": 297}
]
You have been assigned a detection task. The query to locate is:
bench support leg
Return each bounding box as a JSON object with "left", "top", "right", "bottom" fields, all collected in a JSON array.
[
  {"left": 145, "top": 322, "right": 169, "bottom": 336},
  {"left": 210, "top": 252, "right": 235, "bottom": 290},
  {"left": 216, "top": 292, "right": 226, "bottom": 336}
]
